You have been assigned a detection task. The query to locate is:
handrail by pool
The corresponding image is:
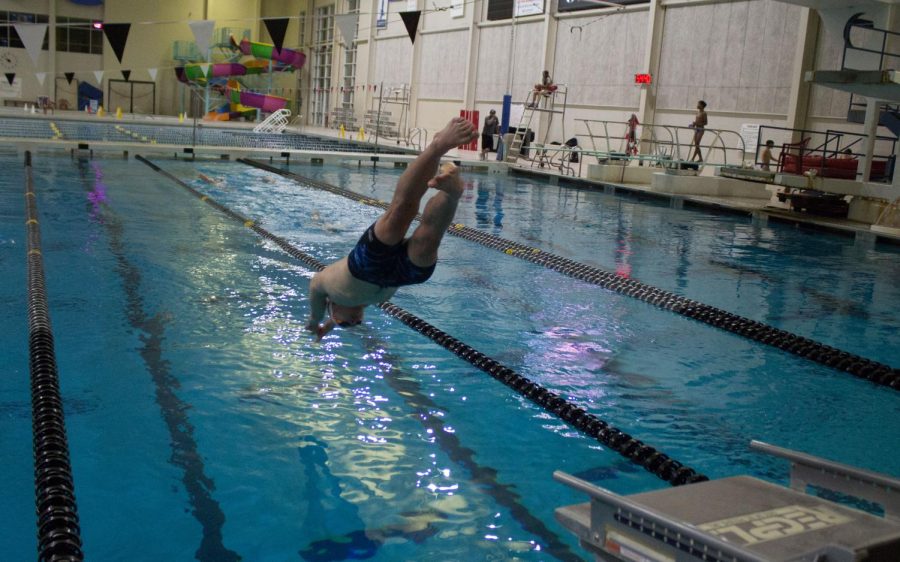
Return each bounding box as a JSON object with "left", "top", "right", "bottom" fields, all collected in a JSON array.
[
  {"left": 577, "top": 119, "right": 747, "bottom": 174},
  {"left": 23, "top": 151, "right": 85, "bottom": 561}
]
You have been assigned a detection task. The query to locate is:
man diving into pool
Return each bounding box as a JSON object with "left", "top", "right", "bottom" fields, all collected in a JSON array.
[{"left": 305, "top": 117, "right": 478, "bottom": 340}]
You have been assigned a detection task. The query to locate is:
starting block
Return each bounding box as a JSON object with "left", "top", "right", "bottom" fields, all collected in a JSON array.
[{"left": 555, "top": 441, "right": 900, "bottom": 561}]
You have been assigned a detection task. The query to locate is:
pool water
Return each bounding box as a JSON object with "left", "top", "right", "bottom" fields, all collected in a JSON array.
[{"left": 2, "top": 152, "right": 898, "bottom": 561}]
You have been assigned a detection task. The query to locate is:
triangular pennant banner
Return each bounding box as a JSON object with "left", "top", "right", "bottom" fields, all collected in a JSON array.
[
  {"left": 334, "top": 14, "right": 359, "bottom": 46},
  {"left": 174, "top": 67, "right": 186, "bottom": 82},
  {"left": 5, "top": 73, "right": 14, "bottom": 86},
  {"left": 147, "top": 68, "right": 157, "bottom": 81},
  {"left": 399, "top": 11, "right": 421, "bottom": 44},
  {"left": 94, "top": 70, "right": 104, "bottom": 85},
  {"left": 35, "top": 72, "right": 46, "bottom": 86},
  {"left": 103, "top": 23, "right": 131, "bottom": 64},
  {"left": 188, "top": 20, "right": 215, "bottom": 55},
  {"left": 64, "top": 72, "right": 74, "bottom": 85},
  {"left": 263, "top": 18, "right": 289, "bottom": 54},
  {"left": 198, "top": 63, "right": 210, "bottom": 79},
  {"left": 122, "top": 69, "right": 131, "bottom": 81},
  {"left": 14, "top": 23, "right": 47, "bottom": 65}
]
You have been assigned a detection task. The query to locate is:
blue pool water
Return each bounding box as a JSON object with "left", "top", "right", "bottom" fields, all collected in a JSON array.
[{"left": 2, "top": 152, "right": 898, "bottom": 560}]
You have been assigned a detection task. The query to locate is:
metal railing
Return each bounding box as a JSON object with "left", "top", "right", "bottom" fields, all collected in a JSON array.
[
  {"left": 575, "top": 119, "right": 747, "bottom": 174},
  {"left": 407, "top": 127, "right": 428, "bottom": 152},
  {"left": 842, "top": 13, "right": 900, "bottom": 124},
  {"left": 756, "top": 124, "right": 896, "bottom": 182},
  {"left": 841, "top": 13, "right": 900, "bottom": 72}
]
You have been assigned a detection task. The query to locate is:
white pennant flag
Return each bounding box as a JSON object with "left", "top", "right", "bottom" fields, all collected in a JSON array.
[
  {"left": 188, "top": 20, "right": 215, "bottom": 55},
  {"left": 14, "top": 23, "right": 48, "bottom": 65},
  {"left": 94, "top": 70, "right": 104, "bottom": 85},
  {"left": 147, "top": 68, "right": 157, "bottom": 81},
  {"left": 198, "top": 63, "right": 210, "bottom": 79},
  {"left": 334, "top": 14, "right": 359, "bottom": 46},
  {"left": 35, "top": 72, "right": 46, "bottom": 86}
]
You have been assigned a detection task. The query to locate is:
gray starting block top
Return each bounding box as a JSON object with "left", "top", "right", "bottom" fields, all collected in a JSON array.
[{"left": 555, "top": 442, "right": 900, "bottom": 562}]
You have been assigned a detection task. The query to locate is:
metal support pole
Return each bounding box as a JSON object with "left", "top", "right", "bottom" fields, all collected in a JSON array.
[
  {"left": 860, "top": 98, "right": 883, "bottom": 182},
  {"left": 374, "top": 81, "right": 383, "bottom": 156}
]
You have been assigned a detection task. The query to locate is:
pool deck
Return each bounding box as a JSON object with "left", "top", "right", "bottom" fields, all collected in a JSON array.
[{"left": 6, "top": 109, "right": 898, "bottom": 246}]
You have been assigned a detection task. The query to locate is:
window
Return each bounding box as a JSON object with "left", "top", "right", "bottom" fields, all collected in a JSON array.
[
  {"left": 341, "top": 0, "right": 359, "bottom": 110},
  {"left": 56, "top": 16, "right": 103, "bottom": 54},
  {"left": 486, "top": 0, "right": 514, "bottom": 21},
  {"left": 298, "top": 11, "right": 307, "bottom": 49},
  {"left": 557, "top": 0, "right": 648, "bottom": 13},
  {"left": 0, "top": 11, "right": 50, "bottom": 49},
  {"left": 311, "top": 5, "right": 334, "bottom": 127}
]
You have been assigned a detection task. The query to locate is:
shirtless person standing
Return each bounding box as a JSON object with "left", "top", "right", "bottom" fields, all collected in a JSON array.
[
  {"left": 305, "top": 117, "right": 478, "bottom": 340},
  {"left": 689, "top": 100, "right": 708, "bottom": 162}
]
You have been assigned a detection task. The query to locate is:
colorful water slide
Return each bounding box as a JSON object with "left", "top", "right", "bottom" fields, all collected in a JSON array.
[
  {"left": 230, "top": 36, "right": 306, "bottom": 69},
  {"left": 181, "top": 63, "right": 246, "bottom": 82},
  {"left": 175, "top": 35, "right": 301, "bottom": 119},
  {"left": 225, "top": 83, "right": 287, "bottom": 112}
]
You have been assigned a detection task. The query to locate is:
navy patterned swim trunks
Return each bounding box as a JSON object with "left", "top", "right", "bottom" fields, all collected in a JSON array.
[{"left": 347, "top": 222, "right": 436, "bottom": 288}]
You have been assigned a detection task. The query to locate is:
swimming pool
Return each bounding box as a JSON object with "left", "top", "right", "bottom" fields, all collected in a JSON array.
[{"left": 3, "top": 151, "right": 898, "bottom": 560}]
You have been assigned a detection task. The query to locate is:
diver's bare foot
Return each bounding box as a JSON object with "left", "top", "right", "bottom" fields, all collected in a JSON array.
[
  {"left": 427, "top": 162, "right": 463, "bottom": 198},
  {"left": 432, "top": 118, "right": 477, "bottom": 152}
]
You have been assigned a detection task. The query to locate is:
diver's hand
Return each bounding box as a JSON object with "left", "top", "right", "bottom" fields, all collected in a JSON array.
[{"left": 306, "top": 319, "right": 335, "bottom": 341}]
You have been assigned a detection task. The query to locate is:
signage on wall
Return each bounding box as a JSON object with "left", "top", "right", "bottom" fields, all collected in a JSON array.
[
  {"left": 515, "top": 0, "right": 544, "bottom": 17},
  {"left": 634, "top": 73, "right": 652, "bottom": 85},
  {"left": 740, "top": 123, "right": 761, "bottom": 153},
  {"left": 450, "top": 0, "right": 465, "bottom": 18},
  {"left": 558, "top": 0, "right": 648, "bottom": 14}
]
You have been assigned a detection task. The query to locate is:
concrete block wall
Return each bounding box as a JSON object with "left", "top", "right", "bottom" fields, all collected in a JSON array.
[
  {"left": 474, "top": 25, "right": 513, "bottom": 102},
  {"left": 554, "top": 9, "right": 647, "bottom": 109},
  {"left": 372, "top": 35, "right": 413, "bottom": 86},
  {"left": 417, "top": 29, "right": 467, "bottom": 100},
  {"left": 655, "top": 1, "right": 799, "bottom": 116}
]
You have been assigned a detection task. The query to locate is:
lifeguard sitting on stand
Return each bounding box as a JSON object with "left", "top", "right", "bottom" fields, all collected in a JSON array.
[{"left": 528, "top": 70, "right": 558, "bottom": 108}]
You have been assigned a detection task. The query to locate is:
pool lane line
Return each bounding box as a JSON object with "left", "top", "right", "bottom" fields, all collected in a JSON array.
[
  {"left": 360, "top": 337, "right": 583, "bottom": 562},
  {"left": 73, "top": 158, "right": 241, "bottom": 562},
  {"left": 136, "top": 154, "right": 708, "bottom": 487},
  {"left": 24, "top": 152, "right": 85, "bottom": 561},
  {"left": 239, "top": 159, "right": 900, "bottom": 392}
]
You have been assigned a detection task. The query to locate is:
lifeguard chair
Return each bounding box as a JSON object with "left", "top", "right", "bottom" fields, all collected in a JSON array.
[{"left": 505, "top": 84, "right": 569, "bottom": 163}]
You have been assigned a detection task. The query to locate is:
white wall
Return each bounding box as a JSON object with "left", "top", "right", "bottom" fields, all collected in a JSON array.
[
  {"left": 554, "top": 9, "right": 647, "bottom": 109},
  {"left": 655, "top": 0, "right": 799, "bottom": 115},
  {"left": 474, "top": 24, "right": 513, "bottom": 103},
  {"left": 510, "top": 20, "right": 545, "bottom": 100},
  {"left": 417, "top": 29, "right": 467, "bottom": 100},
  {"left": 372, "top": 35, "right": 412, "bottom": 87}
]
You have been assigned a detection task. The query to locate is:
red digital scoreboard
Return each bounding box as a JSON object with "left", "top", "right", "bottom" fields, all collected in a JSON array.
[{"left": 634, "top": 73, "right": 652, "bottom": 85}]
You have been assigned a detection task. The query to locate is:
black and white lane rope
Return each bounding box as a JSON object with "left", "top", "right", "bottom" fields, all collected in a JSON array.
[
  {"left": 136, "top": 154, "right": 708, "bottom": 486},
  {"left": 24, "top": 152, "right": 85, "bottom": 561},
  {"left": 239, "top": 159, "right": 900, "bottom": 392}
]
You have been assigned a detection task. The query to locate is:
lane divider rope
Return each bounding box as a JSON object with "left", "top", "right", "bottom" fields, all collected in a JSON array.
[
  {"left": 239, "top": 158, "right": 900, "bottom": 392},
  {"left": 136, "top": 154, "right": 709, "bottom": 486},
  {"left": 24, "top": 151, "right": 85, "bottom": 561}
]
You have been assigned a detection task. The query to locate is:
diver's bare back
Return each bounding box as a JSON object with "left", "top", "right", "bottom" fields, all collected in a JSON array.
[{"left": 314, "top": 258, "right": 398, "bottom": 306}]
